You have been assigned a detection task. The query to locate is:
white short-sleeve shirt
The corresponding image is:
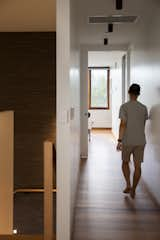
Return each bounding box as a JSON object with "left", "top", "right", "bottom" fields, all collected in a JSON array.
[{"left": 119, "top": 100, "right": 148, "bottom": 146}]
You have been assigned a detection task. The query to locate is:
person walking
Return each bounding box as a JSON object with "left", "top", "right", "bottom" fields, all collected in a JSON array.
[{"left": 117, "top": 84, "right": 148, "bottom": 198}]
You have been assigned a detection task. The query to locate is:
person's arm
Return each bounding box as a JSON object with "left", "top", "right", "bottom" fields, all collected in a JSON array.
[
  {"left": 117, "top": 105, "right": 127, "bottom": 151},
  {"left": 117, "top": 119, "right": 126, "bottom": 151},
  {"left": 119, "top": 119, "right": 126, "bottom": 139}
]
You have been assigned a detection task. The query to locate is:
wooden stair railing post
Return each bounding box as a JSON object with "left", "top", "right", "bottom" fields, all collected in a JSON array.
[
  {"left": 0, "top": 111, "right": 14, "bottom": 235},
  {"left": 44, "top": 141, "right": 53, "bottom": 240}
]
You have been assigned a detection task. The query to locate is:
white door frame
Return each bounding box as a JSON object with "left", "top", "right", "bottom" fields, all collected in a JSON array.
[
  {"left": 122, "top": 51, "right": 131, "bottom": 103},
  {"left": 56, "top": 0, "right": 71, "bottom": 240},
  {"left": 122, "top": 54, "right": 127, "bottom": 103},
  {"left": 80, "top": 44, "right": 128, "bottom": 158}
]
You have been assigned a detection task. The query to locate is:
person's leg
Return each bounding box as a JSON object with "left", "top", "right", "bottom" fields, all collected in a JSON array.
[
  {"left": 130, "top": 146, "right": 144, "bottom": 198},
  {"left": 122, "top": 146, "right": 132, "bottom": 193},
  {"left": 122, "top": 161, "right": 131, "bottom": 193},
  {"left": 130, "top": 161, "right": 141, "bottom": 198}
]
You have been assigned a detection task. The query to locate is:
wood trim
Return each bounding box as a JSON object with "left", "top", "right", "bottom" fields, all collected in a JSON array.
[
  {"left": 92, "top": 128, "right": 112, "bottom": 131},
  {"left": 0, "top": 236, "right": 44, "bottom": 240},
  {"left": 0, "top": 32, "right": 56, "bottom": 189},
  {"left": 0, "top": 111, "right": 14, "bottom": 235},
  {"left": 107, "top": 68, "right": 110, "bottom": 109},
  {"left": 88, "top": 66, "right": 110, "bottom": 69},
  {"left": 44, "top": 141, "right": 53, "bottom": 240},
  {"left": 88, "top": 67, "right": 110, "bottom": 110},
  {"left": 88, "top": 69, "right": 91, "bottom": 109},
  {"left": 14, "top": 189, "right": 57, "bottom": 194}
]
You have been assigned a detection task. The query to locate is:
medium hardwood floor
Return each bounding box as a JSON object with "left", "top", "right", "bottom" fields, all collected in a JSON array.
[
  {"left": 0, "top": 236, "right": 43, "bottom": 240},
  {"left": 0, "top": 235, "right": 56, "bottom": 240},
  {"left": 73, "top": 130, "right": 160, "bottom": 240}
]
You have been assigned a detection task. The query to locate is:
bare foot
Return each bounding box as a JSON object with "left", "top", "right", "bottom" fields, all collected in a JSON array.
[
  {"left": 130, "top": 189, "right": 136, "bottom": 199},
  {"left": 123, "top": 187, "right": 131, "bottom": 194}
]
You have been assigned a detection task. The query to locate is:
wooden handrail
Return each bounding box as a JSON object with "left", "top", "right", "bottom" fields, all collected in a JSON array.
[{"left": 14, "top": 188, "right": 57, "bottom": 194}]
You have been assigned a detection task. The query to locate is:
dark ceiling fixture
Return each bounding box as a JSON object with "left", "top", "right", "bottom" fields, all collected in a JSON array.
[
  {"left": 116, "top": 0, "right": 123, "bottom": 10},
  {"left": 104, "top": 38, "right": 108, "bottom": 45},
  {"left": 108, "top": 23, "right": 113, "bottom": 32},
  {"left": 88, "top": 15, "right": 138, "bottom": 24}
]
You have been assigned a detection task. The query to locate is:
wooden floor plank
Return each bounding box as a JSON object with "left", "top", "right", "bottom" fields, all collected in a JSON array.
[
  {"left": 73, "top": 131, "right": 160, "bottom": 240},
  {"left": 0, "top": 235, "right": 56, "bottom": 240},
  {"left": 0, "top": 236, "right": 43, "bottom": 240}
]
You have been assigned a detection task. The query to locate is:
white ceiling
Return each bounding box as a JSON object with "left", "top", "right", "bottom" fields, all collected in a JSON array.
[
  {"left": 77, "top": 0, "right": 158, "bottom": 46},
  {"left": 0, "top": 0, "right": 56, "bottom": 31}
]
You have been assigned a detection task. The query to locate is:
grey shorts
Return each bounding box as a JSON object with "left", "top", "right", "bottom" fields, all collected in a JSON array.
[{"left": 122, "top": 145, "right": 145, "bottom": 163}]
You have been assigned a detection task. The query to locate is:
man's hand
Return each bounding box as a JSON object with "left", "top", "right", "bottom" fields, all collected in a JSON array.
[{"left": 117, "top": 141, "right": 122, "bottom": 151}]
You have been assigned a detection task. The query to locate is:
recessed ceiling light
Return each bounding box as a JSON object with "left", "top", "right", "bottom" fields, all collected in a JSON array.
[
  {"left": 104, "top": 38, "right": 108, "bottom": 45},
  {"left": 88, "top": 16, "right": 138, "bottom": 24},
  {"left": 116, "top": 0, "right": 123, "bottom": 10},
  {"left": 108, "top": 23, "right": 113, "bottom": 32}
]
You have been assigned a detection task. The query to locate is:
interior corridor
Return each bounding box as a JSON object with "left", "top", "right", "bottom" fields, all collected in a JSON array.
[{"left": 73, "top": 130, "right": 160, "bottom": 240}]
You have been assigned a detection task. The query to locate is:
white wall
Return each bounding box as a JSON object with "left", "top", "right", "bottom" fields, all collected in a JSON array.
[
  {"left": 57, "top": 0, "right": 71, "bottom": 239},
  {"left": 89, "top": 110, "right": 112, "bottom": 128},
  {"left": 57, "top": 0, "right": 80, "bottom": 239},
  {"left": 70, "top": 0, "right": 81, "bottom": 229},
  {"left": 88, "top": 51, "right": 122, "bottom": 67},
  {"left": 80, "top": 46, "right": 89, "bottom": 158},
  {"left": 111, "top": 59, "right": 123, "bottom": 138},
  {"left": 130, "top": 1, "right": 160, "bottom": 203}
]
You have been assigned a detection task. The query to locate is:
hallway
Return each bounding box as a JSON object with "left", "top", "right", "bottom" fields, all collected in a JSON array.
[{"left": 73, "top": 130, "right": 160, "bottom": 240}]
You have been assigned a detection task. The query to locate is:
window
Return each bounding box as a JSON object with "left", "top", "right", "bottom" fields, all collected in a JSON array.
[{"left": 88, "top": 67, "right": 110, "bottom": 109}]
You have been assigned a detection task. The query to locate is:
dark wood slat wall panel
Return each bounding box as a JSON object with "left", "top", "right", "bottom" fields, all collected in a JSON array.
[{"left": 0, "top": 32, "right": 56, "bottom": 188}]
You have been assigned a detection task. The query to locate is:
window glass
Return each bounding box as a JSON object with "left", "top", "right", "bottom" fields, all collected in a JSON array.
[{"left": 89, "top": 68, "right": 109, "bottom": 109}]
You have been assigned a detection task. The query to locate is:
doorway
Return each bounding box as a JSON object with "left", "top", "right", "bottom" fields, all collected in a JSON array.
[
  {"left": 88, "top": 66, "right": 111, "bottom": 141},
  {"left": 81, "top": 50, "right": 127, "bottom": 157}
]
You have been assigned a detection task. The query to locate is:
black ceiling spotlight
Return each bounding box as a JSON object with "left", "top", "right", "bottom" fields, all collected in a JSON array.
[
  {"left": 104, "top": 38, "right": 108, "bottom": 45},
  {"left": 116, "top": 0, "right": 123, "bottom": 10},
  {"left": 108, "top": 23, "right": 113, "bottom": 32}
]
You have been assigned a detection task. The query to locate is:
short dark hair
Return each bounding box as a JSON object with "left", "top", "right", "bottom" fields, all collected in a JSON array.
[{"left": 128, "top": 84, "right": 141, "bottom": 96}]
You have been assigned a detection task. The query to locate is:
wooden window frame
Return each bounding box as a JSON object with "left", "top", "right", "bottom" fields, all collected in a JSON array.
[{"left": 88, "top": 67, "right": 110, "bottom": 110}]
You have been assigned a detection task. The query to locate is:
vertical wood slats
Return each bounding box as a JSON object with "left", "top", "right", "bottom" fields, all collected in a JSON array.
[
  {"left": 0, "top": 111, "right": 14, "bottom": 235},
  {"left": 44, "top": 141, "right": 54, "bottom": 240},
  {"left": 0, "top": 32, "right": 56, "bottom": 189}
]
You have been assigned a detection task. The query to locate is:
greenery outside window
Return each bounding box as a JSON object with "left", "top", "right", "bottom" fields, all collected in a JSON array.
[{"left": 88, "top": 67, "right": 110, "bottom": 110}]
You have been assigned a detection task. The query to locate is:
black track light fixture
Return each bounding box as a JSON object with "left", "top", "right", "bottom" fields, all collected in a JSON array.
[
  {"left": 116, "top": 0, "right": 123, "bottom": 10},
  {"left": 104, "top": 38, "right": 108, "bottom": 45},
  {"left": 108, "top": 23, "right": 113, "bottom": 33}
]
